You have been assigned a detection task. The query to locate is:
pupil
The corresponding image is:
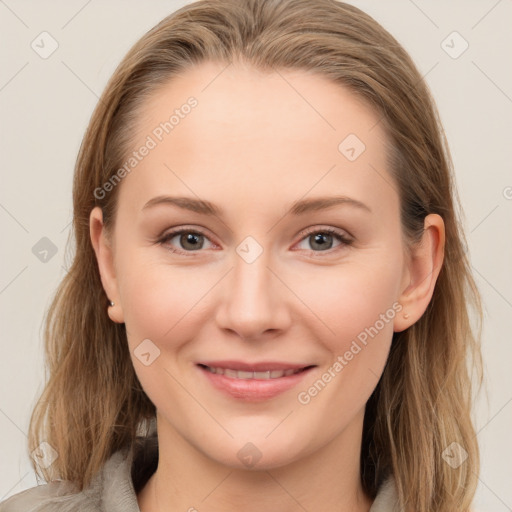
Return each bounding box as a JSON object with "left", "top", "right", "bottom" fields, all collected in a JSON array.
[
  {"left": 312, "top": 233, "right": 332, "bottom": 251},
  {"left": 182, "top": 233, "right": 202, "bottom": 250}
]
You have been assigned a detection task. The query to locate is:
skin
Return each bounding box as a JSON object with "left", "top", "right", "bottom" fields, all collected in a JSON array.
[{"left": 90, "top": 61, "right": 444, "bottom": 512}]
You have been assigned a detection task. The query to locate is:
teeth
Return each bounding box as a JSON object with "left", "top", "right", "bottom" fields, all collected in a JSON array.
[
  {"left": 253, "top": 371, "right": 271, "bottom": 379},
  {"left": 204, "top": 366, "right": 304, "bottom": 379},
  {"left": 235, "top": 370, "right": 253, "bottom": 379}
]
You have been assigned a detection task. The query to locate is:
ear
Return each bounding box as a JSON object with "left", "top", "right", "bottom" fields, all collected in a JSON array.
[
  {"left": 89, "top": 207, "right": 124, "bottom": 324},
  {"left": 394, "top": 213, "right": 445, "bottom": 332}
]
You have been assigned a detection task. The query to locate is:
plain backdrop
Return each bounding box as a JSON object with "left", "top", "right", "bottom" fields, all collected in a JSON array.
[{"left": 1, "top": 1, "right": 511, "bottom": 510}]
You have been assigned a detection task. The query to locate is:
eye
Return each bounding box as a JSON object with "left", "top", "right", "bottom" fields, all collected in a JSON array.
[
  {"left": 295, "top": 227, "right": 353, "bottom": 254},
  {"left": 157, "top": 226, "right": 353, "bottom": 256},
  {"left": 158, "top": 228, "right": 216, "bottom": 255}
]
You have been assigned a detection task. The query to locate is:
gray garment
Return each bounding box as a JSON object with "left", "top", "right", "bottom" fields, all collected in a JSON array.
[{"left": 0, "top": 435, "right": 400, "bottom": 511}]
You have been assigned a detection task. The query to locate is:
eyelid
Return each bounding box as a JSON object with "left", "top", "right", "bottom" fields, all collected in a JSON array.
[
  {"left": 158, "top": 225, "right": 210, "bottom": 241},
  {"left": 298, "top": 225, "right": 353, "bottom": 242}
]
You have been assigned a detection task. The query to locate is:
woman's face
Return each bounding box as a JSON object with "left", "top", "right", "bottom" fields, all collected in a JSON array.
[{"left": 95, "top": 62, "right": 414, "bottom": 469}]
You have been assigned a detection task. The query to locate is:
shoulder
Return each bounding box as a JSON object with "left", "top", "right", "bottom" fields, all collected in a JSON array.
[
  {"left": 369, "top": 476, "right": 402, "bottom": 512},
  {"left": 0, "top": 447, "right": 135, "bottom": 512},
  {"left": 0, "top": 479, "right": 96, "bottom": 511}
]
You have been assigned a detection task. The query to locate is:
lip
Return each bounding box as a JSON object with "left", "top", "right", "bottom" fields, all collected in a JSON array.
[{"left": 196, "top": 361, "right": 316, "bottom": 402}]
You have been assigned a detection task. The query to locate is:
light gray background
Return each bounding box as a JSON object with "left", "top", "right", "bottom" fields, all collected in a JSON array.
[{"left": 1, "top": 1, "right": 511, "bottom": 510}]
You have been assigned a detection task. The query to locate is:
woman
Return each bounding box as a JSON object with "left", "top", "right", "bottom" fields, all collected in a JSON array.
[{"left": 0, "top": 0, "right": 483, "bottom": 511}]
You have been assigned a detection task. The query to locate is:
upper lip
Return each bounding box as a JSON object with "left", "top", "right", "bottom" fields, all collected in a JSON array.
[{"left": 197, "top": 360, "right": 315, "bottom": 372}]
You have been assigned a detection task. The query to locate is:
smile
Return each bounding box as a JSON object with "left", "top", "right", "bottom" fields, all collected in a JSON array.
[
  {"left": 196, "top": 363, "right": 316, "bottom": 401},
  {"left": 200, "top": 364, "right": 308, "bottom": 379}
]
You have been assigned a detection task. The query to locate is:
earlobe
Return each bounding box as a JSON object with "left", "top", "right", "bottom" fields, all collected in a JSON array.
[
  {"left": 394, "top": 214, "right": 445, "bottom": 332},
  {"left": 89, "top": 207, "right": 124, "bottom": 323}
]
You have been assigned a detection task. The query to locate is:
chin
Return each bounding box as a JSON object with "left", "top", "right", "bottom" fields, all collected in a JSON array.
[{"left": 202, "top": 434, "right": 309, "bottom": 471}]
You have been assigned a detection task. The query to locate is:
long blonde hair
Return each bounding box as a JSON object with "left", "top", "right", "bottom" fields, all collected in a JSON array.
[{"left": 28, "top": 1, "right": 483, "bottom": 510}]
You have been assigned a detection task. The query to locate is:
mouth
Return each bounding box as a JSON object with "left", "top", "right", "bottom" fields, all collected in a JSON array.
[
  {"left": 197, "top": 363, "right": 313, "bottom": 379},
  {"left": 196, "top": 361, "right": 317, "bottom": 401}
]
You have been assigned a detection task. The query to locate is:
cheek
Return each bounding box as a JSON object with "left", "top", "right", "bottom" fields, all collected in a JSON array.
[
  {"left": 118, "top": 256, "right": 212, "bottom": 343},
  {"left": 116, "top": 257, "right": 215, "bottom": 400},
  {"left": 292, "top": 259, "right": 402, "bottom": 420},
  {"left": 296, "top": 257, "right": 402, "bottom": 346}
]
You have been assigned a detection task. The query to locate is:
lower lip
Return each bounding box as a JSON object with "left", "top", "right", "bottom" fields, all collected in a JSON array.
[{"left": 197, "top": 365, "right": 315, "bottom": 402}]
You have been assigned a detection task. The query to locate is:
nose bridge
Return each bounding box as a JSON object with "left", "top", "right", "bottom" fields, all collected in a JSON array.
[{"left": 216, "top": 238, "right": 288, "bottom": 339}]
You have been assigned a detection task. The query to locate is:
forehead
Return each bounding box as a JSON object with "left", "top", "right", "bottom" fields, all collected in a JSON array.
[
  {"left": 119, "top": 61, "right": 397, "bottom": 219},
  {"left": 137, "top": 61, "right": 385, "bottom": 153}
]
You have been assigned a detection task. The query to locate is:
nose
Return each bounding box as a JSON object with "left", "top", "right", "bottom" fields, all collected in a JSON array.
[{"left": 215, "top": 246, "right": 291, "bottom": 341}]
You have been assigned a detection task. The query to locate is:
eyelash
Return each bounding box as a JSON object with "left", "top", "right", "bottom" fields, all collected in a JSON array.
[{"left": 156, "top": 226, "right": 353, "bottom": 256}]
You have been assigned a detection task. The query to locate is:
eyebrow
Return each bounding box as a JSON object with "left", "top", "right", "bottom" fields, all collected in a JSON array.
[{"left": 142, "top": 195, "right": 372, "bottom": 216}]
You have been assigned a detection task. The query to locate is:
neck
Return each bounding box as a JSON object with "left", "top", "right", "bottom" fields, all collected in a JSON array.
[{"left": 138, "top": 409, "right": 373, "bottom": 512}]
